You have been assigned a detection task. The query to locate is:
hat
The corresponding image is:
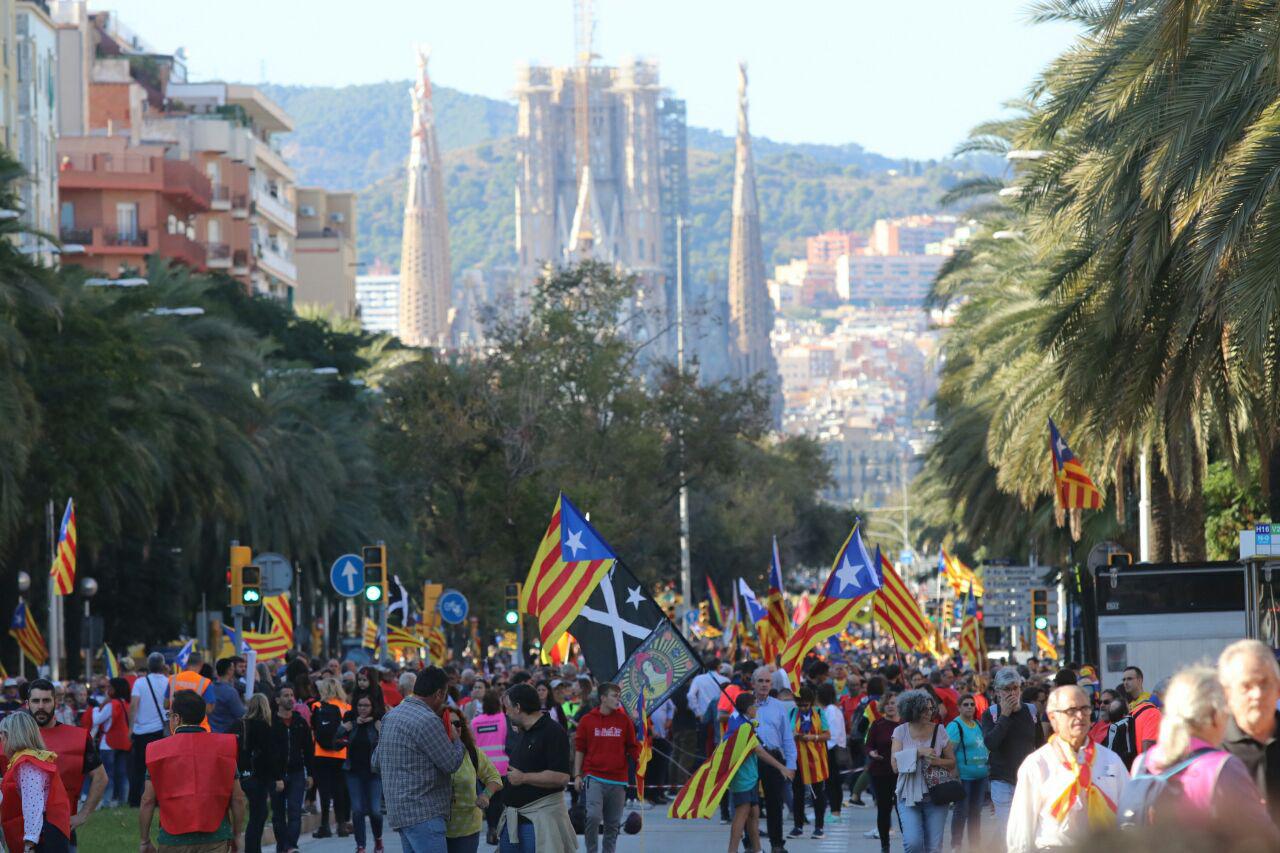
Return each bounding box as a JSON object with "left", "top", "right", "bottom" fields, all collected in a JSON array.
[{"left": 623, "top": 811, "right": 642, "bottom": 834}]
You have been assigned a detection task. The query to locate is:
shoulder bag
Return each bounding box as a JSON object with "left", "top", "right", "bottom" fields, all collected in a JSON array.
[{"left": 923, "top": 724, "right": 965, "bottom": 805}]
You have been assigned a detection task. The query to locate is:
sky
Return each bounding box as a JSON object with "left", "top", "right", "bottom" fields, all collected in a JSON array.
[{"left": 100, "top": 0, "right": 1079, "bottom": 160}]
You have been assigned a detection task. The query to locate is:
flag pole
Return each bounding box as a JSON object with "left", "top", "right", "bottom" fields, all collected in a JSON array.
[{"left": 46, "top": 499, "right": 59, "bottom": 681}]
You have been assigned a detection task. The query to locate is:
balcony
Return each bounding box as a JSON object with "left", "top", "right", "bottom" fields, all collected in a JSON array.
[
  {"left": 252, "top": 136, "right": 295, "bottom": 183},
  {"left": 58, "top": 153, "right": 212, "bottom": 211},
  {"left": 57, "top": 226, "right": 208, "bottom": 270},
  {"left": 206, "top": 242, "right": 231, "bottom": 269},
  {"left": 211, "top": 185, "right": 231, "bottom": 211},
  {"left": 255, "top": 242, "right": 296, "bottom": 285},
  {"left": 252, "top": 184, "right": 296, "bottom": 233},
  {"left": 231, "top": 193, "right": 250, "bottom": 219},
  {"left": 59, "top": 227, "right": 93, "bottom": 246},
  {"left": 231, "top": 248, "right": 251, "bottom": 275},
  {"left": 103, "top": 228, "right": 150, "bottom": 249},
  {"left": 158, "top": 232, "right": 207, "bottom": 269}
]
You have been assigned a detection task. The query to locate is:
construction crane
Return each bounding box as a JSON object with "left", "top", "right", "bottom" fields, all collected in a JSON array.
[{"left": 572, "top": 0, "right": 596, "bottom": 249}]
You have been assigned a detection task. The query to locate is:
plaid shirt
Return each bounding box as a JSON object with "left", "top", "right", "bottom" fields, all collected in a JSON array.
[{"left": 372, "top": 696, "right": 464, "bottom": 830}]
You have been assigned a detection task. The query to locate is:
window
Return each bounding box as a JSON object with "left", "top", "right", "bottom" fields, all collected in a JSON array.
[
  {"left": 59, "top": 202, "right": 74, "bottom": 231},
  {"left": 206, "top": 161, "right": 220, "bottom": 184},
  {"left": 115, "top": 203, "right": 138, "bottom": 240},
  {"left": 207, "top": 218, "right": 220, "bottom": 243}
]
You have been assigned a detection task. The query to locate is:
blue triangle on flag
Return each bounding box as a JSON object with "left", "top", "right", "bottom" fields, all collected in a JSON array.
[
  {"left": 824, "top": 523, "right": 882, "bottom": 600},
  {"left": 559, "top": 493, "right": 617, "bottom": 562}
]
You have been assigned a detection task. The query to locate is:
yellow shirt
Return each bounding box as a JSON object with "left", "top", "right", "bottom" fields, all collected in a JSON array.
[{"left": 446, "top": 749, "right": 501, "bottom": 838}]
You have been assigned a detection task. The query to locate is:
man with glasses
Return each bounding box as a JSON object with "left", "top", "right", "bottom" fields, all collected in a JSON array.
[
  {"left": 1005, "top": 685, "right": 1125, "bottom": 852},
  {"left": 982, "top": 667, "right": 1045, "bottom": 849}
]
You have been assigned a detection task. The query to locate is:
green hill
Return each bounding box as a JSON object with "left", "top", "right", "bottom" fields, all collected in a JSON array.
[{"left": 262, "top": 81, "right": 992, "bottom": 280}]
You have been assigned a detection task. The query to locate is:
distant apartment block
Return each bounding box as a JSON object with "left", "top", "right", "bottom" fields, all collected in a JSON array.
[
  {"left": 869, "top": 214, "right": 956, "bottom": 256},
  {"left": 835, "top": 253, "right": 946, "bottom": 304},
  {"left": 355, "top": 274, "right": 399, "bottom": 337},
  {"left": 15, "top": 0, "right": 57, "bottom": 259},
  {"left": 806, "top": 229, "right": 865, "bottom": 266},
  {"left": 295, "top": 187, "right": 357, "bottom": 317}
]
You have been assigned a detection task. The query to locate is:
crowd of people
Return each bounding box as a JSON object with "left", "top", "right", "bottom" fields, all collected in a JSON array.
[{"left": 0, "top": 636, "right": 1277, "bottom": 853}]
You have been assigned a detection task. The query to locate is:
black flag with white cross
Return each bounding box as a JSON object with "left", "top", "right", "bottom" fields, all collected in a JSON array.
[{"left": 567, "top": 562, "right": 664, "bottom": 682}]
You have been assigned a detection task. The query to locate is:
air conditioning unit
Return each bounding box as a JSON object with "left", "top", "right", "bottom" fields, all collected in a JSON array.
[
  {"left": 299, "top": 205, "right": 317, "bottom": 217},
  {"left": 329, "top": 212, "right": 345, "bottom": 223}
]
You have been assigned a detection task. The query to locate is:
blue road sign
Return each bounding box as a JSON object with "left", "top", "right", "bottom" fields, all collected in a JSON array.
[
  {"left": 330, "top": 554, "right": 364, "bottom": 597},
  {"left": 438, "top": 589, "right": 469, "bottom": 625}
]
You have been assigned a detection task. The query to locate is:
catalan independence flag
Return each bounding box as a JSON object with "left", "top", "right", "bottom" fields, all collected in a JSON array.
[
  {"left": 1049, "top": 418, "right": 1102, "bottom": 510},
  {"left": 873, "top": 551, "right": 931, "bottom": 652},
  {"left": 362, "top": 617, "right": 380, "bottom": 650},
  {"left": 520, "top": 494, "right": 616, "bottom": 651},
  {"left": 705, "top": 576, "right": 725, "bottom": 629},
  {"left": 669, "top": 718, "right": 759, "bottom": 819},
  {"left": 959, "top": 588, "right": 983, "bottom": 670},
  {"left": 224, "top": 625, "right": 291, "bottom": 660},
  {"left": 263, "top": 594, "right": 293, "bottom": 645},
  {"left": 939, "top": 549, "right": 984, "bottom": 598},
  {"left": 1037, "top": 627, "right": 1058, "bottom": 660},
  {"left": 636, "top": 687, "right": 653, "bottom": 801},
  {"left": 9, "top": 602, "right": 47, "bottom": 665},
  {"left": 779, "top": 523, "right": 882, "bottom": 691},
  {"left": 50, "top": 498, "right": 76, "bottom": 596},
  {"left": 761, "top": 537, "right": 790, "bottom": 662}
]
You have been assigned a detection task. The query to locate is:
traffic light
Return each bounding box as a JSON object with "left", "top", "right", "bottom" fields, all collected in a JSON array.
[
  {"left": 423, "top": 583, "right": 444, "bottom": 628},
  {"left": 504, "top": 583, "right": 521, "bottom": 625},
  {"left": 362, "top": 544, "right": 387, "bottom": 603},
  {"left": 229, "top": 545, "right": 252, "bottom": 607},
  {"left": 240, "top": 564, "right": 261, "bottom": 604},
  {"left": 1108, "top": 552, "right": 1133, "bottom": 569},
  {"left": 1031, "top": 588, "right": 1049, "bottom": 632}
]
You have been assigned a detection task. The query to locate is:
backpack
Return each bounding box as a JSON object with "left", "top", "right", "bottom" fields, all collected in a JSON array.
[
  {"left": 851, "top": 697, "right": 874, "bottom": 743},
  {"left": 1106, "top": 704, "right": 1155, "bottom": 769},
  {"left": 311, "top": 702, "right": 347, "bottom": 752},
  {"left": 1117, "top": 747, "right": 1216, "bottom": 829}
]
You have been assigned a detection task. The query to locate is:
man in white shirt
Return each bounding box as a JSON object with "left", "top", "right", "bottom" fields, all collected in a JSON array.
[
  {"left": 128, "top": 652, "right": 171, "bottom": 807},
  {"left": 1007, "top": 685, "right": 1126, "bottom": 853}
]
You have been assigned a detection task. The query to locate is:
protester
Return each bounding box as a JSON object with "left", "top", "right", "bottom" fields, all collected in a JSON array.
[
  {"left": 446, "top": 708, "right": 502, "bottom": 853},
  {"left": 748, "top": 666, "right": 797, "bottom": 853},
  {"left": 373, "top": 665, "right": 464, "bottom": 852},
  {"left": 946, "top": 691, "right": 989, "bottom": 851},
  {"left": 1126, "top": 665, "right": 1279, "bottom": 843},
  {"left": 891, "top": 689, "right": 955, "bottom": 853},
  {"left": 1122, "top": 667, "right": 1151, "bottom": 708},
  {"left": 311, "top": 677, "right": 352, "bottom": 839},
  {"left": 495, "top": 682, "right": 576, "bottom": 853},
  {"left": 327, "top": 691, "right": 377, "bottom": 852},
  {"left": 471, "top": 690, "right": 510, "bottom": 844},
  {"left": 209, "top": 657, "right": 246, "bottom": 734},
  {"left": 572, "top": 681, "right": 638, "bottom": 853},
  {"left": 168, "top": 652, "right": 215, "bottom": 729},
  {"left": 0, "top": 710, "right": 73, "bottom": 852},
  {"left": 865, "top": 690, "right": 899, "bottom": 853},
  {"left": 788, "top": 685, "right": 830, "bottom": 839},
  {"left": 91, "top": 676, "right": 132, "bottom": 808},
  {"left": 1006, "top": 685, "right": 1126, "bottom": 853},
  {"left": 816, "top": 682, "right": 846, "bottom": 825},
  {"left": 139, "top": 689, "right": 245, "bottom": 853},
  {"left": 982, "top": 666, "right": 1044, "bottom": 840},
  {"left": 238, "top": 694, "right": 275, "bottom": 853},
  {"left": 28, "top": 679, "right": 107, "bottom": 850},
  {"left": 270, "top": 683, "right": 314, "bottom": 853},
  {"left": 724, "top": 692, "right": 793, "bottom": 853},
  {"left": 1218, "top": 638, "right": 1280, "bottom": 823},
  {"left": 129, "top": 652, "right": 171, "bottom": 807},
  {"left": 353, "top": 666, "right": 387, "bottom": 719},
  {"left": 848, "top": 674, "right": 887, "bottom": 806},
  {"left": 930, "top": 669, "right": 960, "bottom": 724}
]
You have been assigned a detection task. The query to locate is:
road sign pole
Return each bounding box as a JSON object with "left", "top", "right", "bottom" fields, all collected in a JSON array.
[
  {"left": 231, "top": 540, "right": 244, "bottom": 651},
  {"left": 378, "top": 540, "right": 389, "bottom": 662}
]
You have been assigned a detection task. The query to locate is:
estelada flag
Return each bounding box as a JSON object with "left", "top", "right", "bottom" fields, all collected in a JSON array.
[
  {"left": 521, "top": 493, "right": 616, "bottom": 651},
  {"left": 779, "top": 524, "right": 882, "bottom": 691},
  {"left": 264, "top": 594, "right": 293, "bottom": 644},
  {"left": 761, "top": 537, "right": 790, "bottom": 661},
  {"left": 873, "top": 551, "right": 931, "bottom": 652},
  {"left": 669, "top": 718, "right": 759, "bottom": 819},
  {"left": 50, "top": 498, "right": 76, "bottom": 596},
  {"left": 9, "top": 602, "right": 47, "bottom": 665},
  {"left": 1049, "top": 418, "right": 1102, "bottom": 510}
]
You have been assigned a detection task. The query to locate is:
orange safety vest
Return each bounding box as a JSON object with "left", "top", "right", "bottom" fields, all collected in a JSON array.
[
  {"left": 40, "top": 722, "right": 88, "bottom": 817},
  {"left": 170, "top": 670, "right": 213, "bottom": 732},
  {"left": 145, "top": 729, "right": 237, "bottom": 836},
  {"left": 0, "top": 750, "right": 71, "bottom": 853},
  {"left": 313, "top": 699, "right": 351, "bottom": 760}
]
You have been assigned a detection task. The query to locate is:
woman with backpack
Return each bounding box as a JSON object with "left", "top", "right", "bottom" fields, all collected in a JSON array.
[
  {"left": 945, "top": 693, "right": 989, "bottom": 851},
  {"left": 1121, "top": 665, "right": 1279, "bottom": 843},
  {"left": 311, "top": 677, "right": 352, "bottom": 840}
]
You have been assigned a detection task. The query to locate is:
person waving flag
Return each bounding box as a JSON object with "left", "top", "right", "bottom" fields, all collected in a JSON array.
[{"left": 779, "top": 522, "right": 882, "bottom": 690}]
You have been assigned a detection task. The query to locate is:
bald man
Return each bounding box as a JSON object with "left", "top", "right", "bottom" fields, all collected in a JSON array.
[{"left": 1005, "top": 686, "right": 1126, "bottom": 853}]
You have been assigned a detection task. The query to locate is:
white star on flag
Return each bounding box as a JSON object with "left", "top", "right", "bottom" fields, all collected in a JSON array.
[
  {"left": 564, "top": 528, "right": 585, "bottom": 558},
  {"left": 835, "top": 554, "right": 863, "bottom": 591},
  {"left": 626, "top": 586, "right": 644, "bottom": 609}
]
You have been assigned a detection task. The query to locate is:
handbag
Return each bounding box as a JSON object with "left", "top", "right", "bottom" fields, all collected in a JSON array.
[{"left": 923, "top": 724, "right": 965, "bottom": 805}]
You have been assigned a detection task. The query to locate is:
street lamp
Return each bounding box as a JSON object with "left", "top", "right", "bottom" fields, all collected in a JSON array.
[
  {"left": 81, "top": 576, "right": 98, "bottom": 680},
  {"left": 17, "top": 571, "right": 30, "bottom": 593},
  {"left": 84, "top": 277, "right": 148, "bottom": 288}
]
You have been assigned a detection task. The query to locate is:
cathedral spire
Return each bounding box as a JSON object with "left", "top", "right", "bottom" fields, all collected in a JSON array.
[
  {"left": 727, "top": 62, "right": 779, "bottom": 419},
  {"left": 398, "top": 47, "right": 452, "bottom": 348}
]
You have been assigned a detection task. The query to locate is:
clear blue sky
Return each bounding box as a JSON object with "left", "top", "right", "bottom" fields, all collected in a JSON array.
[{"left": 102, "top": 0, "right": 1077, "bottom": 159}]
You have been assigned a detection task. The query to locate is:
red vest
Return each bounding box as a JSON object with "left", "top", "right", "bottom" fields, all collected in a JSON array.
[
  {"left": 105, "top": 699, "right": 132, "bottom": 752},
  {"left": 1, "top": 751, "right": 72, "bottom": 853},
  {"left": 146, "top": 730, "right": 238, "bottom": 836},
  {"left": 40, "top": 722, "right": 87, "bottom": 817}
]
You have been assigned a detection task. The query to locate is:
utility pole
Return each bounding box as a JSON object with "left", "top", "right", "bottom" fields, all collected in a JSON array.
[
  {"left": 46, "top": 500, "right": 59, "bottom": 681},
  {"left": 675, "top": 215, "right": 693, "bottom": 617}
]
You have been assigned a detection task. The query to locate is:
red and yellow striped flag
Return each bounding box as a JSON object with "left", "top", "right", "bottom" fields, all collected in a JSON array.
[
  {"left": 423, "top": 626, "right": 446, "bottom": 664},
  {"left": 761, "top": 537, "right": 790, "bottom": 662},
  {"left": 264, "top": 594, "right": 293, "bottom": 645},
  {"left": 362, "top": 617, "right": 379, "bottom": 650},
  {"left": 241, "top": 629, "right": 291, "bottom": 660},
  {"left": 520, "top": 494, "right": 616, "bottom": 650},
  {"left": 1037, "top": 628, "right": 1058, "bottom": 660},
  {"left": 389, "top": 624, "right": 427, "bottom": 651},
  {"left": 1049, "top": 418, "right": 1102, "bottom": 510},
  {"left": 669, "top": 719, "right": 759, "bottom": 819},
  {"left": 9, "top": 603, "right": 47, "bottom": 665},
  {"left": 50, "top": 498, "right": 77, "bottom": 596},
  {"left": 873, "top": 552, "right": 931, "bottom": 652}
]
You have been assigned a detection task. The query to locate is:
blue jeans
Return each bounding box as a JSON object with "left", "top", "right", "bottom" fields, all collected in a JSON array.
[
  {"left": 989, "top": 779, "right": 1015, "bottom": 852},
  {"left": 270, "top": 770, "right": 306, "bottom": 851},
  {"left": 346, "top": 772, "right": 383, "bottom": 847},
  {"left": 897, "top": 798, "right": 948, "bottom": 853},
  {"left": 398, "top": 815, "right": 448, "bottom": 853},
  {"left": 101, "top": 748, "right": 130, "bottom": 804},
  {"left": 446, "top": 833, "right": 480, "bottom": 853},
  {"left": 950, "top": 777, "right": 988, "bottom": 850},
  {"left": 498, "top": 820, "right": 536, "bottom": 853}
]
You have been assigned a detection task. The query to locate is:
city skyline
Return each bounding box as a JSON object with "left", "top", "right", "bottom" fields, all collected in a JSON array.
[{"left": 98, "top": 0, "right": 1078, "bottom": 160}]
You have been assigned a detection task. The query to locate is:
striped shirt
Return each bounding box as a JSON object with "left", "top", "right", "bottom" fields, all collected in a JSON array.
[{"left": 371, "top": 696, "right": 464, "bottom": 830}]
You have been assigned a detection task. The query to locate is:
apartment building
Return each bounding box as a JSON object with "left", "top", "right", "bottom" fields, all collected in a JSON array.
[
  {"left": 868, "top": 214, "right": 957, "bottom": 256},
  {"left": 295, "top": 187, "right": 357, "bottom": 316},
  {"left": 355, "top": 273, "right": 399, "bottom": 337},
  {"left": 806, "top": 230, "right": 866, "bottom": 266},
  {"left": 0, "top": 1, "right": 15, "bottom": 151},
  {"left": 15, "top": 0, "right": 57, "bottom": 257}
]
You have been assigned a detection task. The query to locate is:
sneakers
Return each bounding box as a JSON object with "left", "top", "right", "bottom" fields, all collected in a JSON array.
[
  {"left": 811, "top": 829, "right": 825, "bottom": 839},
  {"left": 848, "top": 796, "right": 867, "bottom": 806},
  {"left": 314, "top": 825, "right": 333, "bottom": 839},
  {"left": 829, "top": 814, "right": 842, "bottom": 824},
  {"left": 374, "top": 841, "right": 385, "bottom": 853},
  {"left": 337, "top": 822, "right": 352, "bottom": 838},
  {"left": 788, "top": 827, "right": 805, "bottom": 838}
]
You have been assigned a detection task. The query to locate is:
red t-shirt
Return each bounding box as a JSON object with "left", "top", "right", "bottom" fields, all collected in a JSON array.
[
  {"left": 381, "top": 682, "right": 402, "bottom": 709},
  {"left": 574, "top": 707, "right": 639, "bottom": 784}
]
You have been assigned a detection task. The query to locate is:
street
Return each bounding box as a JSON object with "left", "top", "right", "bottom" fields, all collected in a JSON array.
[{"left": 270, "top": 794, "right": 894, "bottom": 852}]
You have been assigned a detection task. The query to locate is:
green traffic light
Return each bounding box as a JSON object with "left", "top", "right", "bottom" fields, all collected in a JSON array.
[
  {"left": 504, "top": 610, "right": 519, "bottom": 625},
  {"left": 365, "top": 585, "right": 383, "bottom": 603},
  {"left": 242, "top": 589, "right": 261, "bottom": 604},
  {"left": 1034, "top": 616, "right": 1048, "bottom": 630}
]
